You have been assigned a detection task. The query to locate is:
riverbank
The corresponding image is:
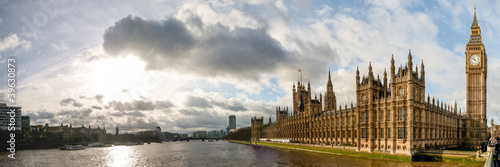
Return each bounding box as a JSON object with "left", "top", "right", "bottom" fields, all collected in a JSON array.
[
  {"left": 230, "top": 140, "right": 410, "bottom": 161},
  {"left": 228, "top": 140, "right": 484, "bottom": 165}
]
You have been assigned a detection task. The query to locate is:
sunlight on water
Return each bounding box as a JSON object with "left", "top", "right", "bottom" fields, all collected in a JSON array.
[
  {"left": 106, "top": 146, "right": 138, "bottom": 167},
  {"left": 0, "top": 141, "right": 482, "bottom": 167}
]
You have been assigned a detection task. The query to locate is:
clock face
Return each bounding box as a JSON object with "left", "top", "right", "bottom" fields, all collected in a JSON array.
[{"left": 470, "top": 54, "right": 480, "bottom": 66}]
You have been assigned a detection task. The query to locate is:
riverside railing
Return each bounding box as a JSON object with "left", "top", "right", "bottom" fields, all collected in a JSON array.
[{"left": 484, "top": 147, "right": 494, "bottom": 167}]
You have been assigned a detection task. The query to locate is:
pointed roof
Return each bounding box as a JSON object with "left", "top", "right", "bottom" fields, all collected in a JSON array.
[
  {"left": 408, "top": 49, "right": 412, "bottom": 63},
  {"left": 328, "top": 68, "right": 331, "bottom": 81},
  {"left": 471, "top": 5, "right": 479, "bottom": 28},
  {"left": 468, "top": 5, "right": 483, "bottom": 45},
  {"left": 390, "top": 54, "right": 395, "bottom": 65},
  {"left": 368, "top": 61, "right": 372, "bottom": 72}
]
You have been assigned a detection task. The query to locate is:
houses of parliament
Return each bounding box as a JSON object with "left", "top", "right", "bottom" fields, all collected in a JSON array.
[{"left": 251, "top": 7, "right": 488, "bottom": 154}]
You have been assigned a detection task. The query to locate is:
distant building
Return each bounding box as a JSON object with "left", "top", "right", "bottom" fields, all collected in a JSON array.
[
  {"left": 229, "top": 115, "right": 236, "bottom": 130},
  {"left": 136, "top": 130, "right": 159, "bottom": 141},
  {"left": 136, "top": 131, "right": 159, "bottom": 137},
  {"left": 193, "top": 131, "right": 207, "bottom": 138},
  {"left": 0, "top": 103, "right": 21, "bottom": 131},
  {"left": 30, "top": 125, "right": 44, "bottom": 132},
  {"left": 21, "top": 116, "right": 30, "bottom": 132},
  {"left": 179, "top": 134, "right": 188, "bottom": 139},
  {"left": 172, "top": 133, "right": 179, "bottom": 140},
  {"left": 207, "top": 130, "right": 225, "bottom": 138},
  {"left": 161, "top": 131, "right": 172, "bottom": 140},
  {"left": 136, "top": 126, "right": 162, "bottom": 142},
  {"left": 44, "top": 123, "right": 106, "bottom": 142}
]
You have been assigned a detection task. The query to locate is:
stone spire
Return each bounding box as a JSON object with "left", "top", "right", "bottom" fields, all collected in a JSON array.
[
  {"left": 408, "top": 49, "right": 412, "bottom": 64},
  {"left": 408, "top": 49, "right": 413, "bottom": 78},
  {"left": 325, "top": 69, "right": 336, "bottom": 111},
  {"left": 356, "top": 66, "right": 360, "bottom": 76},
  {"left": 471, "top": 4, "right": 479, "bottom": 28},
  {"left": 390, "top": 54, "right": 395, "bottom": 79},
  {"left": 369, "top": 61, "right": 373, "bottom": 73},
  {"left": 368, "top": 61, "right": 373, "bottom": 79},
  {"left": 383, "top": 68, "right": 387, "bottom": 86},
  {"left": 328, "top": 68, "right": 331, "bottom": 81},
  {"left": 356, "top": 66, "right": 360, "bottom": 89},
  {"left": 327, "top": 69, "right": 333, "bottom": 92},
  {"left": 420, "top": 59, "right": 425, "bottom": 81}
]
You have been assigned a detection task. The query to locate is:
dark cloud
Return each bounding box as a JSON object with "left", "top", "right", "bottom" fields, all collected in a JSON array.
[
  {"left": 179, "top": 108, "right": 202, "bottom": 116},
  {"left": 184, "top": 96, "right": 212, "bottom": 109},
  {"left": 103, "top": 15, "right": 195, "bottom": 62},
  {"left": 190, "top": 23, "right": 286, "bottom": 80},
  {"left": 94, "top": 94, "right": 104, "bottom": 103},
  {"left": 91, "top": 105, "right": 102, "bottom": 110},
  {"left": 57, "top": 108, "right": 93, "bottom": 119},
  {"left": 102, "top": 14, "right": 297, "bottom": 81},
  {"left": 59, "top": 98, "right": 83, "bottom": 107},
  {"left": 28, "top": 109, "right": 56, "bottom": 120},
  {"left": 79, "top": 94, "right": 105, "bottom": 104},
  {"left": 213, "top": 100, "right": 247, "bottom": 112},
  {"left": 111, "top": 110, "right": 145, "bottom": 117},
  {"left": 155, "top": 100, "right": 175, "bottom": 109},
  {"left": 108, "top": 99, "right": 175, "bottom": 111},
  {"left": 102, "top": 14, "right": 338, "bottom": 83},
  {"left": 184, "top": 95, "right": 247, "bottom": 112}
]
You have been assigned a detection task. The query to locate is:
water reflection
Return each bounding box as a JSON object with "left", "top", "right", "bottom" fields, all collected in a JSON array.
[
  {"left": 106, "top": 146, "right": 137, "bottom": 167},
  {"left": 0, "top": 141, "right": 484, "bottom": 167}
]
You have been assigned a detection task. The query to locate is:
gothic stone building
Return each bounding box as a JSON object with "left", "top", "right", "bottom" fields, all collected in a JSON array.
[{"left": 251, "top": 8, "right": 488, "bottom": 154}]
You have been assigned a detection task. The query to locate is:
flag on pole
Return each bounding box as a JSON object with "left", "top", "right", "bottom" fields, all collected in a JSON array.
[{"left": 298, "top": 69, "right": 302, "bottom": 83}]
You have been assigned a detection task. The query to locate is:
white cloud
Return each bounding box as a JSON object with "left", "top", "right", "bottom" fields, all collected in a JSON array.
[
  {"left": 315, "top": 4, "right": 333, "bottom": 17},
  {"left": 275, "top": 0, "right": 288, "bottom": 13},
  {"left": 0, "top": 34, "right": 31, "bottom": 52}
]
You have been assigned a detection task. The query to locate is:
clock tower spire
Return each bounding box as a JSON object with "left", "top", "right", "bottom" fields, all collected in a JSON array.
[{"left": 465, "top": 5, "right": 487, "bottom": 147}]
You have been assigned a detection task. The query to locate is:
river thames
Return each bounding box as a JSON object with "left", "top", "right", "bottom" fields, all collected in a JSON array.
[{"left": 0, "top": 141, "right": 482, "bottom": 167}]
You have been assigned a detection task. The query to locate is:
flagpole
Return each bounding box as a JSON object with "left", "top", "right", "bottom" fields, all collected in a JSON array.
[{"left": 298, "top": 69, "right": 302, "bottom": 84}]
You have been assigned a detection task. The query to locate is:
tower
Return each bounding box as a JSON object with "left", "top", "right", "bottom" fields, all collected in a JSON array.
[
  {"left": 465, "top": 6, "right": 487, "bottom": 146},
  {"left": 293, "top": 80, "right": 310, "bottom": 114},
  {"left": 229, "top": 115, "right": 236, "bottom": 130},
  {"left": 250, "top": 116, "right": 264, "bottom": 141},
  {"left": 324, "top": 69, "right": 337, "bottom": 111}
]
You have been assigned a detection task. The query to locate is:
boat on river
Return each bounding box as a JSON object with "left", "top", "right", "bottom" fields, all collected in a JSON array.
[{"left": 59, "top": 145, "right": 85, "bottom": 150}]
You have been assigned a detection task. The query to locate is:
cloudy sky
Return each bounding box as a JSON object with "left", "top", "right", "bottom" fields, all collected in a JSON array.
[{"left": 0, "top": 0, "right": 499, "bottom": 134}]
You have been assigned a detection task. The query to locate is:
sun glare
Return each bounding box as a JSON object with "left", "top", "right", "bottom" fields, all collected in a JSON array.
[
  {"left": 106, "top": 146, "right": 138, "bottom": 166},
  {"left": 87, "top": 56, "right": 147, "bottom": 101}
]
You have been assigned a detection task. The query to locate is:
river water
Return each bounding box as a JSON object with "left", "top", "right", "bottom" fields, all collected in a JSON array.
[{"left": 0, "top": 141, "right": 482, "bottom": 167}]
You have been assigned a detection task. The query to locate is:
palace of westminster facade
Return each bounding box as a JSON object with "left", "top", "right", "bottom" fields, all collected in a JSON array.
[{"left": 251, "top": 8, "right": 488, "bottom": 154}]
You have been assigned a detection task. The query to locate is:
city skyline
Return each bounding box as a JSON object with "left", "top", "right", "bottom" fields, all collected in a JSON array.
[{"left": 1, "top": 0, "right": 500, "bottom": 135}]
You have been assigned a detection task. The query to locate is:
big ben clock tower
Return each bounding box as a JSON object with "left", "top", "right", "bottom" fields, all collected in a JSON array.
[{"left": 465, "top": 6, "right": 487, "bottom": 146}]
